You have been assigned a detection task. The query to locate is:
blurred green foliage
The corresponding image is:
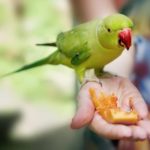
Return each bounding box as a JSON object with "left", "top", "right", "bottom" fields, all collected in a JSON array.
[{"left": 0, "top": 0, "right": 74, "bottom": 114}]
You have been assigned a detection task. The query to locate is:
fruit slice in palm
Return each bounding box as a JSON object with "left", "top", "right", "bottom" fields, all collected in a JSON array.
[{"left": 89, "top": 88, "right": 138, "bottom": 124}]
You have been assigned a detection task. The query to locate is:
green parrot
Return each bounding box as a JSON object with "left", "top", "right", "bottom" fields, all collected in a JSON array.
[{"left": 3, "top": 13, "right": 133, "bottom": 82}]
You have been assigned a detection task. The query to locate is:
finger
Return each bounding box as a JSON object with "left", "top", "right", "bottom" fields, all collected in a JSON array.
[
  {"left": 138, "top": 120, "right": 150, "bottom": 139},
  {"left": 128, "top": 85, "right": 148, "bottom": 119},
  {"left": 120, "top": 79, "right": 148, "bottom": 118},
  {"left": 130, "top": 125, "right": 147, "bottom": 140},
  {"left": 90, "top": 113, "right": 132, "bottom": 139},
  {"left": 121, "top": 97, "right": 148, "bottom": 119},
  {"left": 121, "top": 98, "right": 130, "bottom": 111},
  {"left": 115, "top": 78, "right": 131, "bottom": 111},
  {"left": 131, "top": 100, "right": 148, "bottom": 119},
  {"left": 118, "top": 140, "right": 135, "bottom": 150},
  {"left": 121, "top": 96, "right": 148, "bottom": 119},
  {"left": 71, "top": 82, "right": 102, "bottom": 129}
]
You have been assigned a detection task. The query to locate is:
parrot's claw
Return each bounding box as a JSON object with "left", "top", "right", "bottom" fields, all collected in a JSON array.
[
  {"left": 81, "top": 78, "right": 102, "bottom": 88},
  {"left": 95, "top": 69, "right": 115, "bottom": 78},
  {"left": 99, "top": 71, "right": 114, "bottom": 78}
]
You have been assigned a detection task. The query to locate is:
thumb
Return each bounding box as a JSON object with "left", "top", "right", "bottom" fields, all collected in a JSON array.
[{"left": 71, "top": 82, "right": 101, "bottom": 129}]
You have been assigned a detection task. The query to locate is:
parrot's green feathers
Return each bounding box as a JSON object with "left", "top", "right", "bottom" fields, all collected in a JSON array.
[
  {"left": 1, "top": 13, "right": 133, "bottom": 83},
  {"left": 97, "top": 13, "right": 133, "bottom": 50},
  {"left": 1, "top": 56, "right": 50, "bottom": 78},
  {"left": 71, "top": 51, "right": 91, "bottom": 65},
  {"left": 103, "top": 14, "right": 134, "bottom": 31}
]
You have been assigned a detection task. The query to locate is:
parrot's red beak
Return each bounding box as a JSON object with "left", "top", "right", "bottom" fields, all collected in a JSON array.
[{"left": 119, "top": 28, "right": 132, "bottom": 50}]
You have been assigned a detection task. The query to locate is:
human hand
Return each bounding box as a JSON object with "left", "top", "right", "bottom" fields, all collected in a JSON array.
[{"left": 71, "top": 76, "right": 150, "bottom": 140}]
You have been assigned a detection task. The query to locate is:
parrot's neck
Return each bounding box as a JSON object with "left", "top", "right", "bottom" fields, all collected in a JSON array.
[{"left": 96, "top": 21, "right": 123, "bottom": 53}]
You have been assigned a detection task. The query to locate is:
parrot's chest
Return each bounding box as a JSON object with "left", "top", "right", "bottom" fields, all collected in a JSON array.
[{"left": 81, "top": 48, "right": 122, "bottom": 69}]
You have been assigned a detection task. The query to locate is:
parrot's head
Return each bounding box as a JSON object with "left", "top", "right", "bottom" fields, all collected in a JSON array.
[{"left": 98, "top": 14, "right": 133, "bottom": 51}]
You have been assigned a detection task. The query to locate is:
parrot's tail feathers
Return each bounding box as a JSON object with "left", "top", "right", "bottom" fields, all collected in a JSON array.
[
  {"left": 36, "top": 42, "right": 57, "bottom": 47},
  {"left": 0, "top": 56, "right": 50, "bottom": 78}
]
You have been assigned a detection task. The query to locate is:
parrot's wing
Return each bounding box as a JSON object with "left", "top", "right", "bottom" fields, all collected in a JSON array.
[
  {"left": 71, "top": 51, "right": 91, "bottom": 65},
  {"left": 57, "top": 30, "right": 92, "bottom": 65},
  {"left": 57, "top": 23, "right": 92, "bottom": 54}
]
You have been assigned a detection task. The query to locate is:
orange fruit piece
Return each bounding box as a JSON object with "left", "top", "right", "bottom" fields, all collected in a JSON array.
[{"left": 89, "top": 88, "right": 138, "bottom": 124}]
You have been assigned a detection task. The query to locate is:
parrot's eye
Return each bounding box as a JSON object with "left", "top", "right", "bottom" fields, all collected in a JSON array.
[{"left": 107, "top": 28, "right": 111, "bottom": 32}]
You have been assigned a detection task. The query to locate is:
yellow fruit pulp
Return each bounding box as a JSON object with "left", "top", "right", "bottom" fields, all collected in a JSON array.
[{"left": 89, "top": 88, "right": 138, "bottom": 124}]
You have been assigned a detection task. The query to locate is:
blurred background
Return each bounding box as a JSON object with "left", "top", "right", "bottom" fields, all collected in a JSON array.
[
  {"left": 0, "top": 0, "right": 150, "bottom": 150},
  {"left": 0, "top": 0, "right": 85, "bottom": 150}
]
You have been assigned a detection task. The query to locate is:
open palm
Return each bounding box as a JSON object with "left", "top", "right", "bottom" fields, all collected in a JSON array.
[{"left": 71, "top": 76, "right": 150, "bottom": 140}]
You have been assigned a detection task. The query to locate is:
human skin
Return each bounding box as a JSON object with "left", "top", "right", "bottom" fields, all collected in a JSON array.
[
  {"left": 70, "top": 0, "right": 150, "bottom": 141},
  {"left": 71, "top": 77, "right": 150, "bottom": 140},
  {"left": 70, "top": 0, "right": 116, "bottom": 22}
]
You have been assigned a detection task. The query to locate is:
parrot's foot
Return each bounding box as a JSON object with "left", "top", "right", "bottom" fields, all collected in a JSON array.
[
  {"left": 81, "top": 78, "right": 102, "bottom": 88},
  {"left": 95, "top": 69, "right": 115, "bottom": 78},
  {"left": 99, "top": 71, "right": 114, "bottom": 78}
]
